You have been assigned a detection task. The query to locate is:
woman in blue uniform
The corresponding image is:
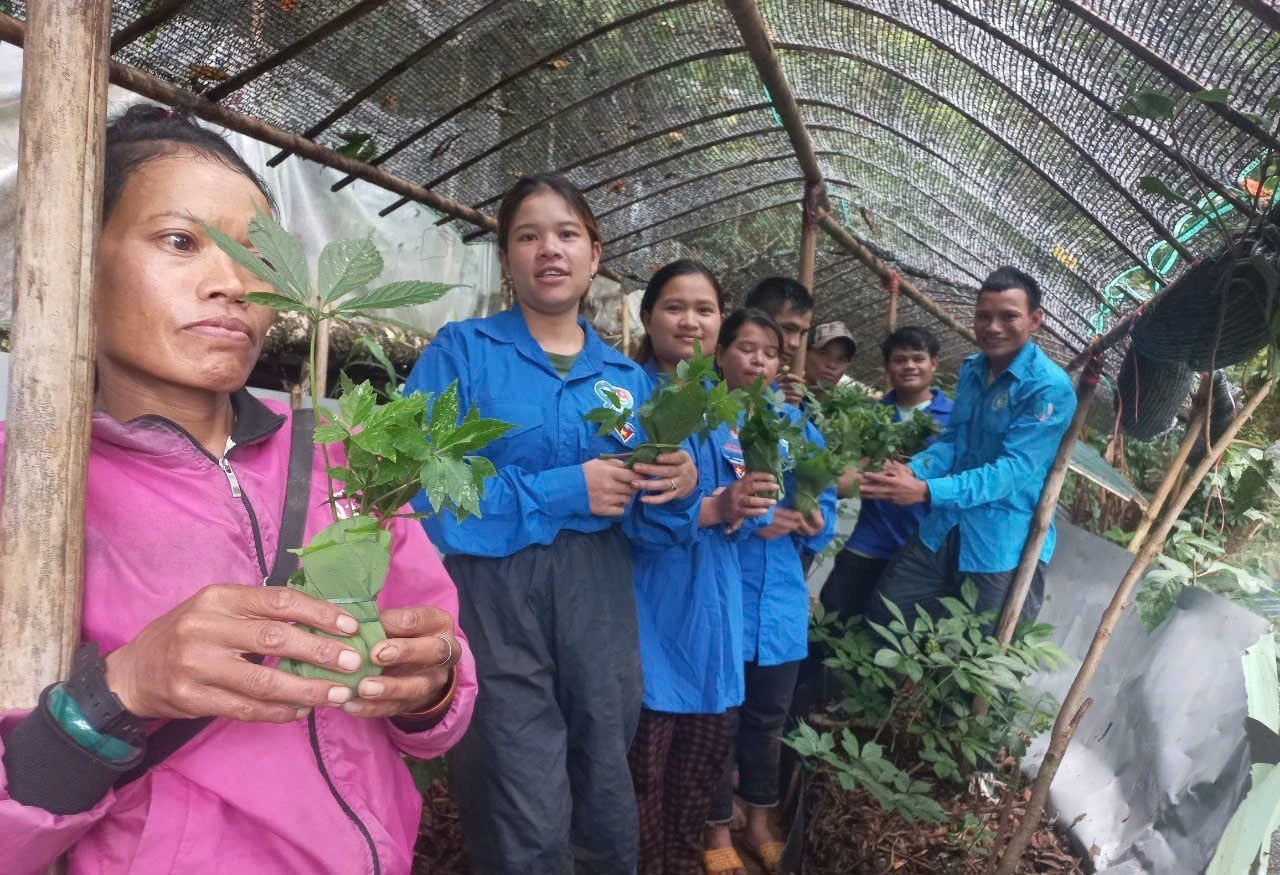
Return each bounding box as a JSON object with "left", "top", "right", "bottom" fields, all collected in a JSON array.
[
  {"left": 626, "top": 261, "right": 778, "bottom": 875},
  {"left": 403, "top": 175, "right": 701, "bottom": 875},
  {"left": 704, "top": 309, "right": 838, "bottom": 873}
]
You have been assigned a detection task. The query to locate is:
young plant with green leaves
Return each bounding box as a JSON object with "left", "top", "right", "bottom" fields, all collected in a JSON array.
[
  {"left": 790, "top": 585, "right": 1068, "bottom": 823},
  {"left": 808, "top": 383, "right": 940, "bottom": 475},
  {"left": 209, "top": 213, "right": 511, "bottom": 689},
  {"left": 791, "top": 442, "right": 843, "bottom": 516},
  {"left": 738, "top": 382, "right": 804, "bottom": 498},
  {"left": 584, "top": 345, "right": 746, "bottom": 466}
]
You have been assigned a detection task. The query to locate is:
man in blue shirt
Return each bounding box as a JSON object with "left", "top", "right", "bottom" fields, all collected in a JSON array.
[
  {"left": 819, "top": 325, "right": 953, "bottom": 618},
  {"left": 860, "top": 267, "right": 1077, "bottom": 629}
]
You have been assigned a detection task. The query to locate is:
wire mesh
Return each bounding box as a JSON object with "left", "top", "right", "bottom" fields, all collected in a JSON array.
[{"left": 18, "top": 0, "right": 1275, "bottom": 373}]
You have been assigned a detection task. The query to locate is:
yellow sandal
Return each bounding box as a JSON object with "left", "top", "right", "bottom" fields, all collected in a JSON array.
[
  {"left": 703, "top": 846, "right": 747, "bottom": 875},
  {"left": 747, "top": 839, "right": 785, "bottom": 871}
]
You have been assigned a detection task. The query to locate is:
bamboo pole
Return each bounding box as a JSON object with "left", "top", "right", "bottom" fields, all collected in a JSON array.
[
  {"left": 724, "top": 0, "right": 828, "bottom": 206},
  {"left": 993, "top": 350, "right": 1105, "bottom": 645},
  {"left": 886, "top": 271, "right": 900, "bottom": 332},
  {"left": 0, "top": 0, "right": 111, "bottom": 710},
  {"left": 1127, "top": 374, "right": 1211, "bottom": 553},
  {"left": 994, "top": 377, "right": 1275, "bottom": 875}
]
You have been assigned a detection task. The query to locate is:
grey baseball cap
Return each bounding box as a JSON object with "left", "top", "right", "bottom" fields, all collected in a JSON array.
[{"left": 809, "top": 321, "right": 857, "bottom": 356}]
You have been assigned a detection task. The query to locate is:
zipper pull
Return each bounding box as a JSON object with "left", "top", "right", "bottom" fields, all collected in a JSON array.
[{"left": 219, "top": 456, "right": 243, "bottom": 498}]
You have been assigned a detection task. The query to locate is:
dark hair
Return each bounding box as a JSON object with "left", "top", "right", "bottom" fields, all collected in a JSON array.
[
  {"left": 979, "top": 266, "right": 1042, "bottom": 311},
  {"left": 636, "top": 259, "right": 726, "bottom": 363},
  {"left": 881, "top": 325, "right": 940, "bottom": 363},
  {"left": 717, "top": 307, "right": 784, "bottom": 353},
  {"left": 496, "top": 173, "right": 601, "bottom": 252},
  {"left": 743, "top": 276, "right": 815, "bottom": 318},
  {"left": 104, "top": 104, "right": 274, "bottom": 219}
]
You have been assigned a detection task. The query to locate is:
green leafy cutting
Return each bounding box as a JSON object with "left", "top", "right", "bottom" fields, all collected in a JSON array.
[
  {"left": 208, "top": 212, "right": 511, "bottom": 690},
  {"left": 792, "top": 443, "right": 844, "bottom": 516},
  {"left": 808, "top": 383, "right": 940, "bottom": 474},
  {"left": 583, "top": 344, "right": 747, "bottom": 466},
  {"left": 739, "top": 382, "right": 804, "bottom": 498}
]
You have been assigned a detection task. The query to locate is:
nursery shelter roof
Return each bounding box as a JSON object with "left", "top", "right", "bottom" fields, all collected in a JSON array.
[{"left": 5, "top": 0, "right": 1278, "bottom": 383}]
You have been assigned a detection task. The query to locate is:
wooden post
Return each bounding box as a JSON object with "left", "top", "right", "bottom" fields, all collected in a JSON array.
[
  {"left": 0, "top": 0, "right": 111, "bottom": 709},
  {"left": 994, "top": 377, "right": 1276, "bottom": 875},
  {"left": 886, "top": 271, "right": 900, "bottom": 333},
  {"left": 794, "top": 182, "right": 821, "bottom": 381},
  {"left": 993, "top": 350, "right": 1105, "bottom": 644},
  {"left": 1128, "top": 374, "right": 1211, "bottom": 554}
]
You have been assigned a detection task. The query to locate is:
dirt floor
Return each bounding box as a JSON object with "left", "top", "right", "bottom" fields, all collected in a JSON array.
[{"left": 413, "top": 777, "right": 1086, "bottom": 875}]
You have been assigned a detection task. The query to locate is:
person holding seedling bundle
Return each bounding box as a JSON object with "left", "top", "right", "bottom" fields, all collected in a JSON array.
[
  {"left": 819, "top": 326, "right": 953, "bottom": 619},
  {"left": 704, "top": 309, "right": 838, "bottom": 874},
  {"left": 623, "top": 261, "right": 780, "bottom": 875},
  {"left": 861, "top": 268, "right": 1076, "bottom": 630},
  {"left": 403, "top": 174, "right": 702, "bottom": 875},
  {"left": 0, "top": 107, "right": 475, "bottom": 875}
]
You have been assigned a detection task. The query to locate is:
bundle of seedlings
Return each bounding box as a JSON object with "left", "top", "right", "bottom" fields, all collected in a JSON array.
[
  {"left": 583, "top": 344, "right": 745, "bottom": 466},
  {"left": 208, "top": 212, "right": 511, "bottom": 690},
  {"left": 738, "top": 382, "right": 806, "bottom": 499}
]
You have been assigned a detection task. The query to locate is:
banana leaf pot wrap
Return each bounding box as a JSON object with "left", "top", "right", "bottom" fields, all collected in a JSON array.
[{"left": 279, "top": 515, "right": 390, "bottom": 691}]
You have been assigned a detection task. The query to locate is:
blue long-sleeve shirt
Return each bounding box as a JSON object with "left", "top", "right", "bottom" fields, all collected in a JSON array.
[
  {"left": 846, "top": 388, "right": 953, "bottom": 559},
  {"left": 403, "top": 307, "right": 700, "bottom": 558},
  {"left": 908, "top": 342, "right": 1076, "bottom": 573},
  {"left": 738, "top": 404, "right": 838, "bottom": 666}
]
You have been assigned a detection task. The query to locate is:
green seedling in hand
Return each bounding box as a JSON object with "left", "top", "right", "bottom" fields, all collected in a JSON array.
[
  {"left": 208, "top": 213, "right": 511, "bottom": 690},
  {"left": 584, "top": 343, "right": 746, "bottom": 466}
]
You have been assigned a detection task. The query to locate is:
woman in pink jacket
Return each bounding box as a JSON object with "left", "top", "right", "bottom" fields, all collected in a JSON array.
[{"left": 0, "top": 105, "right": 476, "bottom": 874}]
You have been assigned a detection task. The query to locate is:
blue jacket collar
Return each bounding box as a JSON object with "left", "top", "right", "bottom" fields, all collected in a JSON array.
[
  {"left": 881, "top": 387, "right": 952, "bottom": 415},
  {"left": 967, "top": 341, "right": 1040, "bottom": 384},
  {"left": 476, "top": 306, "right": 630, "bottom": 378}
]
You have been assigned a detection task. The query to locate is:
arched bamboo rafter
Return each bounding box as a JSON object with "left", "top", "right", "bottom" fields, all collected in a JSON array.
[
  {"left": 907, "top": 0, "right": 1259, "bottom": 217},
  {"left": 806, "top": 3, "right": 1193, "bottom": 259},
  {"left": 321, "top": 0, "right": 710, "bottom": 184},
  {"left": 592, "top": 142, "right": 1113, "bottom": 313},
  {"left": 454, "top": 106, "right": 1116, "bottom": 311},
  {"left": 775, "top": 42, "right": 1167, "bottom": 281}
]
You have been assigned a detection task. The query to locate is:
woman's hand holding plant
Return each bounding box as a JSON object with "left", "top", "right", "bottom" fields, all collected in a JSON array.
[
  {"left": 706, "top": 472, "right": 778, "bottom": 532},
  {"left": 631, "top": 450, "right": 699, "bottom": 504},
  {"left": 104, "top": 585, "right": 368, "bottom": 724},
  {"left": 341, "top": 605, "right": 461, "bottom": 718},
  {"left": 584, "top": 458, "right": 640, "bottom": 516}
]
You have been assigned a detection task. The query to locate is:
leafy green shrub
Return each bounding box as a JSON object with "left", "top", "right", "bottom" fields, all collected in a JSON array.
[{"left": 788, "top": 584, "right": 1069, "bottom": 822}]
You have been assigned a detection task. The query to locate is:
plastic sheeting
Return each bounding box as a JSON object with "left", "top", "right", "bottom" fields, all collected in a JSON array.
[
  {"left": 1028, "top": 520, "right": 1268, "bottom": 874},
  {"left": 0, "top": 42, "right": 504, "bottom": 332}
]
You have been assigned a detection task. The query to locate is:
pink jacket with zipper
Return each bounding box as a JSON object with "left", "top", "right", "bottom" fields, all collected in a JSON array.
[{"left": 0, "top": 393, "right": 477, "bottom": 875}]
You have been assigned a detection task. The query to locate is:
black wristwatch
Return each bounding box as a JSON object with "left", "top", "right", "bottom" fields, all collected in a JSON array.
[{"left": 64, "top": 642, "right": 147, "bottom": 748}]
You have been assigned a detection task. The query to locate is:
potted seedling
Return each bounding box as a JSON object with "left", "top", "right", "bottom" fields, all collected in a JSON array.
[{"left": 207, "top": 212, "right": 511, "bottom": 689}]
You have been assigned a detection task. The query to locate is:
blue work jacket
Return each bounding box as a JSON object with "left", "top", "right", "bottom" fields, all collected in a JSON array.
[
  {"left": 846, "top": 388, "right": 953, "bottom": 559},
  {"left": 632, "top": 359, "right": 776, "bottom": 713},
  {"left": 739, "top": 404, "right": 838, "bottom": 667},
  {"left": 909, "top": 342, "right": 1076, "bottom": 573},
  {"left": 403, "top": 307, "right": 700, "bottom": 558}
]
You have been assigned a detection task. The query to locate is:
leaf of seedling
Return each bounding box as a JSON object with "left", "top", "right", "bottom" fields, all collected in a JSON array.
[
  {"left": 247, "top": 210, "right": 312, "bottom": 304},
  {"left": 337, "top": 281, "right": 454, "bottom": 313},
  {"left": 243, "top": 292, "right": 314, "bottom": 313},
  {"left": 318, "top": 236, "right": 384, "bottom": 303}
]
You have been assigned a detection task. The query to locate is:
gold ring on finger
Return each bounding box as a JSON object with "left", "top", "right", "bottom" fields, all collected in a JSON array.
[{"left": 433, "top": 633, "right": 454, "bottom": 667}]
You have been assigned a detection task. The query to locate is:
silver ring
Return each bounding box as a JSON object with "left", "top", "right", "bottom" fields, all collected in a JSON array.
[
  {"left": 669, "top": 478, "right": 678, "bottom": 493},
  {"left": 434, "top": 634, "right": 454, "bottom": 667}
]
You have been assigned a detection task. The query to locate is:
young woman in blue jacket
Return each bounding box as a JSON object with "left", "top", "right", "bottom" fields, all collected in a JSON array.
[
  {"left": 704, "top": 310, "right": 838, "bottom": 873},
  {"left": 626, "top": 262, "right": 778, "bottom": 875},
  {"left": 403, "top": 175, "right": 701, "bottom": 875}
]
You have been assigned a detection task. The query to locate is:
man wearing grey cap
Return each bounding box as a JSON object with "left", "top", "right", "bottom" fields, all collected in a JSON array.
[{"left": 805, "top": 321, "right": 857, "bottom": 398}]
